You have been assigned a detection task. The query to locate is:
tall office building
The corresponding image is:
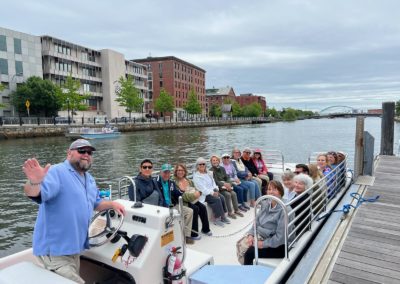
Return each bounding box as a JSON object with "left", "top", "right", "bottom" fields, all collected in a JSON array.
[
  {"left": 0, "top": 27, "right": 43, "bottom": 116},
  {"left": 133, "top": 56, "right": 206, "bottom": 118}
]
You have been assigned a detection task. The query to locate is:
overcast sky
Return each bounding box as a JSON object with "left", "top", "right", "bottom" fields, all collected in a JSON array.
[{"left": 2, "top": 0, "right": 400, "bottom": 111}]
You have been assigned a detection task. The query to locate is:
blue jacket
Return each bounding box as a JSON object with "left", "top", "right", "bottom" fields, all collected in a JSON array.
[{"left": 128, "top": 174, "right": 163, "bottom": 206}]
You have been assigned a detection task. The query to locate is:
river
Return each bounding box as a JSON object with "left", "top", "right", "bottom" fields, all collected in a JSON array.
[{"left": 0, "top": 117, "right": 399, "bottom": 257}]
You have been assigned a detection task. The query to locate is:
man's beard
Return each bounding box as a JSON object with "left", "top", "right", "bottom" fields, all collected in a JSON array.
[{"left": 71, "top": 159, "right": 92, "bottom": 172}]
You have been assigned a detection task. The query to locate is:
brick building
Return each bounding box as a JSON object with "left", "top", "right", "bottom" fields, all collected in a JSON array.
[
  {"left": 205, "top": 86, "right": 236, "bottom": 115},
  {"left": 236, "top": 93, "right": 267, "bottom": 112},
  {"left": 133, "top": 56, "right": 206, "bottom": 118}
]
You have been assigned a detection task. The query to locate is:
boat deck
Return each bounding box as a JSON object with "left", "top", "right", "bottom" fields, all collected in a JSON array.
[{"left": 328, "top": 155, "right": 400, "bottom": 284}]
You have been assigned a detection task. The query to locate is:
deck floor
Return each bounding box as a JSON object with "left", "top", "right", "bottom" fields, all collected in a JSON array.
[{"left": 328, "top": 155, "right": 400, "bottom": 284}]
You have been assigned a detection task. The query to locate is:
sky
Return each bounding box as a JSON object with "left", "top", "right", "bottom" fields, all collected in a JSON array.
[{"left": 2, "top": 0, "right": 400, "bottom": 111}]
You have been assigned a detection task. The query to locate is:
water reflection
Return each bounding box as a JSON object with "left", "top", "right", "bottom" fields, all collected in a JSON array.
[{"left": 0, "top": 117, "right": 397, "bottom": 257}]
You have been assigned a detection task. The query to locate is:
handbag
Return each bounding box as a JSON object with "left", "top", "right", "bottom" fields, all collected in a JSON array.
[{"left": 236, "top": 235, "right": 250, "bottom": 265}]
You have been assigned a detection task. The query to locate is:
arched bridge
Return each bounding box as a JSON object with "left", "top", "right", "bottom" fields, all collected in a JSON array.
[{"left": 312, "top": 106, "right": 381, "bottom": 118}]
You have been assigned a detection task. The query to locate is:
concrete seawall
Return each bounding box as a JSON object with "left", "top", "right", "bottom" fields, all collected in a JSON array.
[{"left": 0, "top": 120, "right": 253, "bottom": 139}]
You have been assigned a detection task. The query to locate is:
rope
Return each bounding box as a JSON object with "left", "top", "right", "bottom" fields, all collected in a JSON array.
[
  {"left": 189, "top": 219, "right": 254, "bottom": 238},
  {"left": 317, "top": 192, "right": 379, "bottom": 221}
]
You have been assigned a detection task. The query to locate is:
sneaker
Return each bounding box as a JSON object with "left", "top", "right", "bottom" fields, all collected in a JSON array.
[
  {"left": 201, "top": 230, "right": 213, "bottom": 236},
  {"left": 228, "top": 212, "right": 237, "bottom": 219},
  {"left": 221, "top": 217, "right": 231, "bottom": 224},
  {"left": 242, "top": 203, "right": 251, "bottom": 210},
  {"left": 239, "top": 205, "right": 247, "bottom": 212},
  {"left": 185, "top": 237, "right": 195, "bottom": 244},
  {"left": 235, "top": 211, "right": 244, "bottom": 217},
  {"left": 214, "top": 219, "right": 225, "bottom": 227},
  {"left": 190, "top": 235, "right": 202, "bottom": 241}
]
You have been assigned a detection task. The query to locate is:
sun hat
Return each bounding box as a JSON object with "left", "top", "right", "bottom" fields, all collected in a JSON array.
[
  {"left": 69, "top": 139, "right": 96, "bottom": 151},
  {"left": 161, "top": 163, "right": 172, "bottom": 172}
]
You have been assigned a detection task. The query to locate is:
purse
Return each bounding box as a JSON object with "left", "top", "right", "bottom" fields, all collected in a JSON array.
[{"left": 236, "top": 235, "right": 250, "bottom": 265}]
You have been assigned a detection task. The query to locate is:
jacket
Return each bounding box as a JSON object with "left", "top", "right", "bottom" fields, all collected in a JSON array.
[{"left": 128, "top": 174, "right": 163, "bottom": 206}]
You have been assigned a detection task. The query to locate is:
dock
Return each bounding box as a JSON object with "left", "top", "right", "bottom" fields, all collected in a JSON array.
[{"left": 307, "top": 155, "right": 400, "bottom": 283}]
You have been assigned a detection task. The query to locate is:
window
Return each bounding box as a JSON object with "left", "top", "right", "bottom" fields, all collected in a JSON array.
[
  {"left": 15, "top": 61, "right": 23, "bottom": 75},
  {"left": 14, "top": 38, "right": 22, "bottom": 54},
  {"left": 160, "top": 81, "right": 163, "bottom": 88},
  {"left": 0, "top": 59, "right": 9, "bottom": 75},
  {"left": 0, "top": 35, "right": 7, "bottom": 51},
  {"left": 0, "top": 81, "right": 9, "bottom": 89}
]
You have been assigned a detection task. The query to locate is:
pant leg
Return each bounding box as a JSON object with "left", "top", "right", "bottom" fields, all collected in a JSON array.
[
  {"left": 37, "top": 255, "right": 84, "bottom": 283},
  {"left": 181, "top": 206, "right": 193, "bottom": 237},
  {"left": 241, "top": 180, "right": 256, "bottom": 200},
  {"left": 251, "top": 179, "right": 261, "bottom": 199},
  {"left": 233, "top": 185, "right": 244, "bottom": 204},
  {"left": 195, "top": 201, "right": 211, "bottom": 233},
  {"left": 230, "top": 190, "right": 239, "bottom": 211},
  {"left": 220, "top": 190, "right": 232, "bottom": 213},
  {"left": 188, "top": 203, "right": 199, "bottom": 237},
  {"left": 253, "top": 177, "right": 262, "bottom": 197},
  {"left": 205, "top": 194, "right": 224, "bottom": 218},
  {"left": 267, "top": 171, "right": 274, "bottom": 181},
  {"left": 219, "top": 193, "right": 227, "bottom": 213}
]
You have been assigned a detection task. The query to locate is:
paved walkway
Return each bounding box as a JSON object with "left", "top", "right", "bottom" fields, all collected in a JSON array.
[{"left": 329, "top": 155, "right": 400, "bottom": 284}]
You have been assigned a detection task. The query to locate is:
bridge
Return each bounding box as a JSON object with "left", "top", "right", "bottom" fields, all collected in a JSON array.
[{"left": 312, "top": 105, "right": 381, "bottom": 118}]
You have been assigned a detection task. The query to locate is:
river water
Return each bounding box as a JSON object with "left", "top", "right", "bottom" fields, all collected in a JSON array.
[{"left": 0, "top": 117, "right": 399, "bottom": 257}]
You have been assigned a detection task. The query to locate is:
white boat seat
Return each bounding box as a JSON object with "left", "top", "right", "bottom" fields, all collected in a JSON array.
[
  {"left": 0, "top": 261, "right": 75, "bottom": 284},
  {"left": 256, "top": 257, "right": 283, "bottom": 268}
]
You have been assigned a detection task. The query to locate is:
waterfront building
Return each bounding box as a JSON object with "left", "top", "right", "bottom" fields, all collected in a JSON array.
[
  {"left": 0, "top": 27, "right": 43, "bottom": 117},
  {"left": 236, "top": 93, "right": 267, "bottom": 113},
  {"left": 205, "top": 86, "right": 236, "bottom": 115},
  {"left": 133, "top": 56, "right": 206, "bottom": 118}
]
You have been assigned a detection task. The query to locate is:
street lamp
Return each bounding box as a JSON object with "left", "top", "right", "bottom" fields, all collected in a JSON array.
[{"left": 66, "top": 98, "right": 70, "bottom": 125}]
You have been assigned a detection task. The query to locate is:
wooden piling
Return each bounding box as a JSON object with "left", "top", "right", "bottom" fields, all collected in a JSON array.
[
  {"left": 380, "top": 101, "right": 395, "bottom": 155},
  {"left": 354, "top": 117, "right": 364, "bottom": 180}
]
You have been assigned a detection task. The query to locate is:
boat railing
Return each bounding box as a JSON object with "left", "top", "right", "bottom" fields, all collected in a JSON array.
[{"left": 263, "top": 150, "right": 285, "bottom": 172}]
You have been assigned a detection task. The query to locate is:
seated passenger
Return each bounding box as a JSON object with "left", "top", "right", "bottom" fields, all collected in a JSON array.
[
  {"left": 327, "top": 151, "right": 338, "bottom": 169},
  {"left": 281, "top": 171, "right": 295, "bottom": 202},
  {"left": 174, "top": 163, "right": 212, "bottom": 237},
  {"left": 231, "top": 148, "right": 261, "bottom": 207},
  {"left": 210, "top": 155, "right": 243, "bottom": 219},
  {"left": 243, "top": 181, "right": 294, "bottom": 265},
  {"left": 252, "top": 148, "right": 274, "bottom": 183},
  {"left": 155, "top": 164, "right": 195, "bottom": 244},
  {"left": 290, "top": 174, "right": 313, "bottom": 237},
  {"left": 317, "top": 153, "right": 335, "bottom": 198},
  {"left": 294, "top": 164, "right": 310, "bottom": 175},
  {"left": 221, "top": 153, "right": 249, "bottom": 211},
  {"left": 240, "top": 147, "right": 264, "bottom": 195},
  {"left": 308, "top": 163, "right": 325, "bottom": 215},
  {"left": 336, "top": 151, "right": 347, "bottom": 188},
  {"left": 128, "top": 159, "right": 163, "bottom": 206},
  {"left": 192, "top": 157, "right": 230, "bottom": 226}
]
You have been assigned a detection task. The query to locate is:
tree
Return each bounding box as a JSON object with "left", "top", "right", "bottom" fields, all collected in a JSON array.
[
  {"left": 115, "top": 75, "right": 144, "bottom": 118},
  {"left": 60, "top": 74, "right": 89, "bottom": 120},
  {"left": 154, "top": 88, "right": 175, "bottom": 116},
  {"left": 0, "top": 83, "right": 5, "bottom": 109},
  {"left": 209, "top": 104, "right": 222, "bottom": 117},
  {"left": 231, "top": 101, "right": 242, "bottom": 117},
  {"left": 396, "top": 100, "right": 400, "bottom": 117},
  {"left": 281, "top": 108, "right": 297, "bottom": 121},
  {"left": 242, "top": 102, "right": 262, "bottom": 117},
  {"left": 184, "top": 88, "right": 202, "bottom": 116},
  {"left": 10, "top": 76, "right": 62, "bottom": 116},
  {"left": 265, "top": 107, "right": 279, "bottom": 118}
]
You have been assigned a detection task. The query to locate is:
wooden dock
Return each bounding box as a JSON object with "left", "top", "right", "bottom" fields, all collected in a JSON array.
[{"left": 328, "top": 155, "right": 400, "bottom": 284}]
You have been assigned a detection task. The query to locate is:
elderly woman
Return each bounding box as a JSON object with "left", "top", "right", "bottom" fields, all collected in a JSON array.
[
  {"left": 290, "top": 173, "right": 314, "bottom": 237},
  {"left": 243, "top": 181, "right": 293, "bottom": 265},
  {"left": 174, "top": 163, "right": 212, "bottom": 238},
  {"left": 281, "top": 171, "right": 295, "bottom": 202},
  {"left": 231, "top": 148, "right": 261, "bottom": 207},
  {"left": 317, "top": 153, "right": 335, "bottom": 198},
  {"left": 252, "top": 148, "right": 274, "bottom": 182},
  {"left": 192, "top": 157, "right": 230, "bottom": 227}
]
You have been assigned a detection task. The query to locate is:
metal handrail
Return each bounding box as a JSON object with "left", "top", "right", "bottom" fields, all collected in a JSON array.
[{"left": 254, "top": 195, "right": 289, "bottom": 264}]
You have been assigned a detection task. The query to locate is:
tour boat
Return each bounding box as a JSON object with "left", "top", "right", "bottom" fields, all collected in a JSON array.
[
  {"left": 65, "top": 126, "right": 121, "bottom": 139},
  {"left": 0, "top": 151, "right": 353, "bottom": 284}
]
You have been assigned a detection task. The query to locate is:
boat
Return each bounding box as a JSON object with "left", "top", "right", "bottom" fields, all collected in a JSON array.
[
  {"left": 65, "top": 126, "right": 121, "bottom": 139},
  {"left": 0, "top": 151, "right": 353, "bottom": 283}
]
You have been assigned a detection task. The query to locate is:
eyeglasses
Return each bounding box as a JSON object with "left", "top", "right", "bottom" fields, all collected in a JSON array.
[
  {"left": 243, "top": 151, "right": 251, "bottom": 154},
  {"left": 222, "top": 157, "right": 230, "bottom": 159},
  {"left": 198, "top": 163, "right": 206, "bottom": 166},
  {"left": 77, "top": 149, "right": 93, "bottom": 156},
  {"left": 142, "top": 165, "right": 153, "bottom": 170}
]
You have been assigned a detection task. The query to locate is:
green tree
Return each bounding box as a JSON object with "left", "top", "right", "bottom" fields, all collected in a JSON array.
[
  {"left": 232, "top": 101, "right": 242, "bottom": 117},
  {"left": 209, "top": 104, "right": 222, "bottom": 117},
  {"left": 0, "top": 83, "right": 5, "bottom": 109},
  {"left": 60, "top": 74, "right": 89, "bottom": 120},
  {"left": 265, "top": 107, "right": 279, "bottom": 118},
  {"left": 10, "top": 76, "right": 62, "bottom": 116},
  {"left": 282, "top": 108, "right": 297, "bottom": 121},
  {"left": 396, "top": 100, "right": 400, "bottom": 116},
  {"left": 115, "top": 75, "right": 144, "bottom": 118},
  {"left": 154, "top": 88, "right": 175, "bottom": 116},
  {"left": 242, "top": 102, "right": 262, "bottom": 117},
  {"left": 184, "top": 88, "right": 202, "bottom": 116}
]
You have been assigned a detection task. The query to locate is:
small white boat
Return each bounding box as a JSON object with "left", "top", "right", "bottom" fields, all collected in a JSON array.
[
  {"left": 0, "top": 151, "right": 353, "bottom": 284},
  {"left": 65, "top": 126, "right": 121, "bottom": 139}
]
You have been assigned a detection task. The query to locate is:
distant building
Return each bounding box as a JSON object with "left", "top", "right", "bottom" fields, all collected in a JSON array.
[
  {"left": 367, "top": 108, "right": 382, "bottom": 115},
  {"left": 236, "top": 93, "right": 267, "bottom": 112},
  {"left": 0, "top": 27, "right": 43, "bottom": 116},
  {"left": 206, "top": 86, "right": 236, "bottom": 115},
  {"left": 133, "top": 56, "right": 206, "bottom": 118}
]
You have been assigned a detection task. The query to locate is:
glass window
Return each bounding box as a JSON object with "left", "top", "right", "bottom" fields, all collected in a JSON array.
[
  {"left": 160, "top": 81, "right": 163, "bottom": 88},
  {"left": 0, "top": 59, "right": 8, "bottom": 75},
  {"left": 15, "top": 61, "right": 23, "bottom": 75},
  {"left": 0, "top": 35, "right": 7, "bottom": 51},
  {"left": 1, "top": 81, "right": 9, "bottom": 89},
  {"left": 14, "top": 38, "right": 22, "bottom": 54}
]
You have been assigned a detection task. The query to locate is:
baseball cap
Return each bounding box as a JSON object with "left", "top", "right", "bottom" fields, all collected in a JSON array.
[
  {"left": 69, "top": 139, "right": 96, "bottom": 151},
  {"left": 161, "top": 163, "right": 172, "bottom": 172}
]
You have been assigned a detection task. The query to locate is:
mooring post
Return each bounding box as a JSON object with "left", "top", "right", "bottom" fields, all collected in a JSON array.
[
  {"left": 354, "top": 116, "right": 365, "bottom": 180},
  {"left": 380, "top": 101, "right": 395, "bottom": 155}
]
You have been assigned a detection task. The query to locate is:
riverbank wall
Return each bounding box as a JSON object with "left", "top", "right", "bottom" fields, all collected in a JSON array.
[{"left": 0, "top": 120, "right": 254, "bottom": 139}]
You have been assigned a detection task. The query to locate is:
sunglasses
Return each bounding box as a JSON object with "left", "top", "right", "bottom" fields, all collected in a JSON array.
[
  {"left": 243, "top": 151, "right": 251, "bottom": 154},
  {"left": 222, "top": 157, "right": 230, "bottom": 159},
  {"left": 142, "top": 165, "right": 153, "bottom": 170},
  {"left": 294, "top": 171, "right": 302, "bottom": 175},
  {"left": 198, "top": 163, "right": 206, "bottom": 166},
  {"left": 77, "top": 149, "right": 93, "bottom": 156}
]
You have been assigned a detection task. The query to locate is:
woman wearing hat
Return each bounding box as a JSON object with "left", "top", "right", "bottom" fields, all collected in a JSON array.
[{"left": 193, "top": 157, "right": 230, "bottom": 227}]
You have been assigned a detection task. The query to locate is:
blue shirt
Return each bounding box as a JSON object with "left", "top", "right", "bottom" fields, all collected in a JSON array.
[
  {"left": 161, "top": 179, "right": 171, "bottom": 206},
  {"left": 32, "top": 160, "right": 101, "bottom": 256}
]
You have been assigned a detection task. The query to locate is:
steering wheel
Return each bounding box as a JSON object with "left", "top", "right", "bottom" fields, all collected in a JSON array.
[{"left": 88, "top": 209, "right": 124, "bottom": 247}]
